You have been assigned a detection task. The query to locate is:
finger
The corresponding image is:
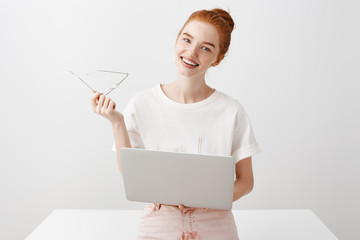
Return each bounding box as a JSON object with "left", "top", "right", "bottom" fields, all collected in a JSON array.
[
  {"left": 90, "top": 92, "right": 102, "bottom": 109},
  {"left": 90, "top": 91, "right": 101, "bottom": 100},
  {"left": 108, "top": 100, "right": 116, "bottom": 110},
  {"left": 102, "top": 96, "right": 111, "bottom": 113},
  {"left": 96, "top": 94, "right": 105, "bottom": 113}
]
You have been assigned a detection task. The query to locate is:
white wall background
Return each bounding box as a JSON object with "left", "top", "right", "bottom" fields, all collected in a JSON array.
[{"left": 0, "top": 0, "right": 359, "bottom": 239}]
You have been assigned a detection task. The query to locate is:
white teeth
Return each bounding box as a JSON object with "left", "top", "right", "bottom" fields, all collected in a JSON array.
[{"left": 182, "top": 57, "right": 198, "bottom": 66}]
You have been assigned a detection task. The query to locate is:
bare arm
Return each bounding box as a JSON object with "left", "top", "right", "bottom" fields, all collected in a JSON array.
[
  {"left": 233, "top": 156, "right": 254, "bottom": 202},
  {"left": 90, "top": 91, "right": 132, "bottom": 175},
  {"left": 111, "top": 120, "right": 131, "bottom": 174}
]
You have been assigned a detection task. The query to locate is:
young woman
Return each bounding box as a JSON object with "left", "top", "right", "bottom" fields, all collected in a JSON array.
[{"left": 90, "top": 8, "right": 261, "bottom": 240}]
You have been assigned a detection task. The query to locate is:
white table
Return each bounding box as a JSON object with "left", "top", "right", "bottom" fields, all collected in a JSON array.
[{"left": 25, "top": 209, "right": 338, "bottom": 240}]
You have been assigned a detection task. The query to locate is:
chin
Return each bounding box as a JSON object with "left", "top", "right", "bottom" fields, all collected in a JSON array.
[{"left": 175, "top": 61, "right": 201, "bottom": 78}]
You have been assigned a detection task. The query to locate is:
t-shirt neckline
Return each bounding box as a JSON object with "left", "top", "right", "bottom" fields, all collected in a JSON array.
[{"left": 156, "top": 83, "right": 220, "bottom": 109}]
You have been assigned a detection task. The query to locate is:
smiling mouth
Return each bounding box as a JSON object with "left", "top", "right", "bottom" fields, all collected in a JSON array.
[{"left": 181, "top": 57, "right": 199, "bottom": 67}]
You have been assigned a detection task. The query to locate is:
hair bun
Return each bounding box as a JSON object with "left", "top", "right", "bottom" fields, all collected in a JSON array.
[{"left": 211, "top": 8, "right": 235, "bottom": 32}]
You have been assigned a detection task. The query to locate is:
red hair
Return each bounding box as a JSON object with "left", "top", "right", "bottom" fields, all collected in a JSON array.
[{"left": 177, "top": 8, "right": 235, "bottom": 63}]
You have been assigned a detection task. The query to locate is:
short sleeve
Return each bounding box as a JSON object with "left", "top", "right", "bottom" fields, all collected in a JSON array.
[
  {"left": 231, "top": 104, "right": 261, "bottom": 162},
  {"left": 112, "top": 95, "right": 144, "bottom": 152}
]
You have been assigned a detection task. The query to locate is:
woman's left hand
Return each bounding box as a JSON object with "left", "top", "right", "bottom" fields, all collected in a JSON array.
[{"left": 163, "top": 204, "right": 185, "bottom": 209}]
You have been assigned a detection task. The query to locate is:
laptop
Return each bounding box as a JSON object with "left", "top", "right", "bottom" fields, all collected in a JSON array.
[{"left": 120, "top": 147, "right": 236, "bottom": 210}]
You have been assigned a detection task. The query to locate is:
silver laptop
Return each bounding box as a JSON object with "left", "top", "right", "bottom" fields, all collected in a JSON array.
[{"left": 120, "top": 147, "right": 236, "bottom": 210}]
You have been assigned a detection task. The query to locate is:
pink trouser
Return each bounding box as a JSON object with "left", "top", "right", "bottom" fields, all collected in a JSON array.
[{"left": 137, "top": 203, "right": 239, "bottom": 240}]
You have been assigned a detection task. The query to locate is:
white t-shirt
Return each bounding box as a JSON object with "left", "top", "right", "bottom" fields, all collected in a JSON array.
[{"left": 112, "top": 83, "right": 261, "bottom": 162}]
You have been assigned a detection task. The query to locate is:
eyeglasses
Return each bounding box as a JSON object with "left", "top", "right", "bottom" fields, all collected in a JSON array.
[{"left": 69, "top": 70, "right": 129, "bottom": 96}]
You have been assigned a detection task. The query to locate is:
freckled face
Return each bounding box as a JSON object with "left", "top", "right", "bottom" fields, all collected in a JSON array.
[{"left": 174, "top": 20, "right": 221, "bottom": 78}]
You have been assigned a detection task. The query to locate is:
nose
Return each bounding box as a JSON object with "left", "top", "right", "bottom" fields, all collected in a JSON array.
[{"left": 188, "top": 44, "right": 198, "bottom": 58}]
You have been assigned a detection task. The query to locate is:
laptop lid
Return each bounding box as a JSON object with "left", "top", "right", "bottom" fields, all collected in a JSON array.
[{"left": 120, "top": 147, "right": 235, "bottom": 210}]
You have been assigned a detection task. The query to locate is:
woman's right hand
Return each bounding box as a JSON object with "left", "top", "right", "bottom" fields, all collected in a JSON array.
[{"left": 90, "top": 91, "right": 124, "bottom": 124}]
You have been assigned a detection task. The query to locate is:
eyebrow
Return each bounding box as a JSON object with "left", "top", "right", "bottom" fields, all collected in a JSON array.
[{"left": 182, "top": 32, "right": 216, "bottom": 49}]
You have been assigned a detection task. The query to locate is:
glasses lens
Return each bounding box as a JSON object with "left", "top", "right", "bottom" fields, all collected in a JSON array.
[{"left": 83, "top": 70, "right": 128, "bottom": 95}]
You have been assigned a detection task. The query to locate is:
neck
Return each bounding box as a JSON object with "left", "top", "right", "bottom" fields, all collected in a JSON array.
[{"left": 167, "top": 73, "right": 214, "bottom": 104}]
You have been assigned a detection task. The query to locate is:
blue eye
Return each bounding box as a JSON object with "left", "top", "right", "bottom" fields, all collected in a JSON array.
[
  {"left": 202, "top": 47, "right": 211, "bottom": 52},
  {"left": 184, "top": 38, "right": 190, "bottom": 43}
]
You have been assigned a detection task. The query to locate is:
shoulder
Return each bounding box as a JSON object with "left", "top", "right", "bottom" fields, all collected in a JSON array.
[
  {"left": 216, "top": 90, "right": 247, "bottom": 115},
  {"left": 128, "top": 84, "right": 159, "bottom": 106}
]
